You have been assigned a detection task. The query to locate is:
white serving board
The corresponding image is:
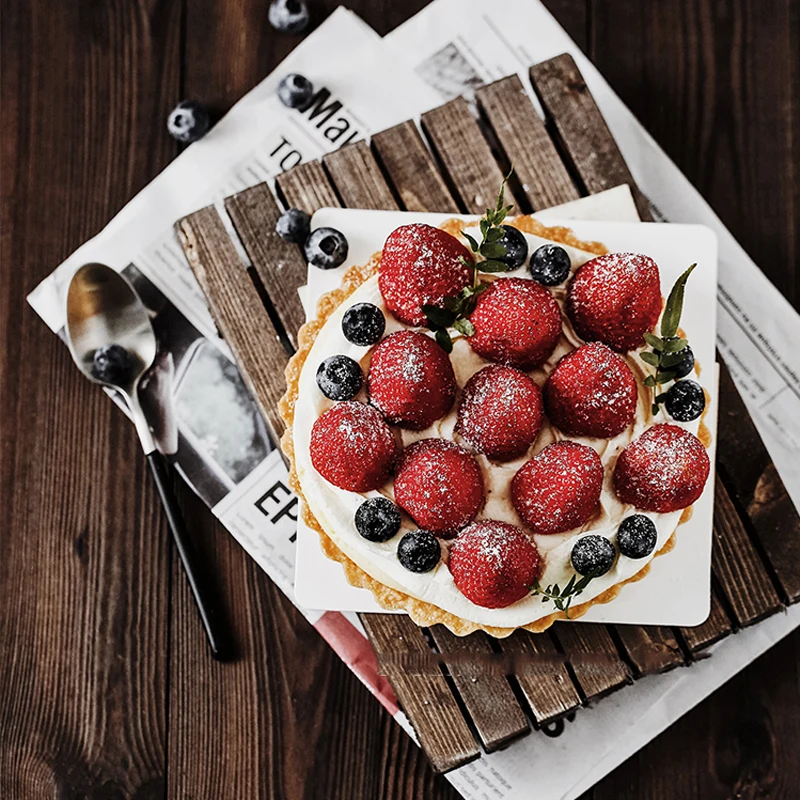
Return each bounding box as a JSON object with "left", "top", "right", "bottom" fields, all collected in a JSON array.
[{"left": 294, "top": 202, "right": 718, "bottom": 627}]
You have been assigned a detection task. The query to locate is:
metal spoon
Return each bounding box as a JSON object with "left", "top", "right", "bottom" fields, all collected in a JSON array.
[{"left": 66, "top": 263, "right": 231, "bottom": 660}]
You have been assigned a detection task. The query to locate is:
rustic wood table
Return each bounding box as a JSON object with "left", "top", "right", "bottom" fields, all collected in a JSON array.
[{"left": 2, "top": 1, "right": 798, "bottom": 798}]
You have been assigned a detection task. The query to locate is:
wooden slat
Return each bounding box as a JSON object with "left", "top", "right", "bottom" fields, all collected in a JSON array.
[
  {"left": 421, "top": 96, "right": 520, "bottom": 214},
  {"left": 275, "top": 160, "right": 340, "bottom": 213},
  {"left": 323, "top": 141, "right": 399, "bottom": 210},
  {"left": 529, "top": 53, "right": 652, "bottom": 220},
  {"left": 716, "top": 361, "right": 800, "bottom": 602},
  {"left": 476, "top": 74, "right": 580, "bottom": 209},
  {"left": 712, "top": 475, "right": 783, "bottom": 626},
  {"left": 428, "top": 627, "right": 530, "bottom": 751},
  {"left": 613, "top": 626, "right": 685, "bottom": 675},
  {"left": 363, "top": 615, "right": 480, "bottom": 773},
  {"left": 554, "top": 624, "right": 631, "bottom": 701},
  {"left": 372, "top": 121, "right": 460, "bottom": 213},
  {"left": 501, "top": 631, "right": 582, "bottom": 725},
  {"left": 679, "top": 590, "right": 734, "bottom": 653},
  {"left": 176, "top": 206, "right": 289, "bottom": 441},
  {"left": 224, "top": 183, "right": 307, "bottom": 347}
]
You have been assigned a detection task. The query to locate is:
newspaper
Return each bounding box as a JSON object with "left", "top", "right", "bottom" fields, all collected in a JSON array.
[
  {"left": 25, "top": 3, "right": 800, "bottom": 799},
  {"left": 386, "top": 0, "right": 800, "bottom": 511}
]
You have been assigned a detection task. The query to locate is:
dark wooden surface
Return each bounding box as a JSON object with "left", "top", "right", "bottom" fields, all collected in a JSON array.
[{"left": 1, "top": 1, "right": 798, "bottom": 798}]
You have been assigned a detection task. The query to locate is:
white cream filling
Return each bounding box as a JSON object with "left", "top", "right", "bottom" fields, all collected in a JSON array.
[{"left": 293, "top": 229, "right": 703, "bottom": 627}]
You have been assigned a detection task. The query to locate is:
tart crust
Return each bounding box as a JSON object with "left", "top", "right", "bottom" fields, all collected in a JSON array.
[{"left": 279, "top": 216, "right": 692, "bottom": 637}]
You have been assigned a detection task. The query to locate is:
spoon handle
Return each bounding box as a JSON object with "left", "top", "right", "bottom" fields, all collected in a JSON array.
[{"left": 147, "top": 451, "right": 233, "bottom": 661}]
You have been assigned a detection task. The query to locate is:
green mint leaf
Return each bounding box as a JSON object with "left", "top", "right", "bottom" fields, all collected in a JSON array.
[
  {"left": 422, "top": 305, "right": 456, "bottom": 329},
  {"left": 652, "top": 402, "right": 661, "bottom": 415},
  {"left": 643, "top": 333, "right": 664, "bottom": 350},
  {"left": 575, "top": 574, "right": 593, "bottom": 591},
  {"left": 479, "top": 241, "right": 508, "bottom": 259},
  {"left": 453, "top": 318, "right": 476, "bottom": 337},
  {"left": 462, "top": 231, "right": 480, "bottom": 252},
  {"left": 435, "top": 328, "right": 453, "bottom": 353},
  {"left": 552, "top": 584, "right": 561, "bottom": 595},
  {"left": 639, "top": 351, "right": 660, "bottom": 367},
  {"left": 661, "top": 337, "right": 688, "bottom": 353},
  {"left": 480, "top": 218, "right": 489, "bottom": 237},
  {"left": 643, "top": 375, "right": 657, "bottom": 388},
  {"left": 484, "top": 226, "right": 505, "bottom": 243},
  {"left": 562, "top": 574, "right": 577, "bottom": 596},
  {"left": 443, "top": 295, "right": 460, "bottom": 312},
  {"left": 477, "top": 259, "right": 511, "bottom": 273},
  {"left": 542, "top": 596, "right": 550, "bottom": 603},
  {"left": 660, "top": 263, "right": 696, "bottom": 338},
  {"left": 655, "top": 392, "right": 669, "bottom": 403},
  {"left": 655, "top": 368, "right": 677, "bottom": 383},
  {"left": 660, "top": 351, "right": 687, "bottom": 368},
  {"left": 554, "top": 598, "right": 564, "bottom": 611}
]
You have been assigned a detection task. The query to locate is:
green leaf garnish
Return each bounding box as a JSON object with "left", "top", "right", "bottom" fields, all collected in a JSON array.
[
  {"left": 640, "top": 264, "right": 697, "bottom": 415},
  {"left": 529, "top": 571, "right": 597, "bottom": 620},
  {"left": 660, "top": 263, "right": 696, "bottom": 339},
  {"left": 425, "top": 169, "right": 517, "bottom": 350}
]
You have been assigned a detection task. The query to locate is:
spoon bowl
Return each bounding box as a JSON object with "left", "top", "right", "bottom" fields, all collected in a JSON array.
[{"left": 65, "top": 263, "right": 157, "bottom": 394}]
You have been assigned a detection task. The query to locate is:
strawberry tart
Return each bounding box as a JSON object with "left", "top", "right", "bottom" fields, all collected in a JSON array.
[{"left": 280, "top": 187, "right": 713, "bottom": 636}]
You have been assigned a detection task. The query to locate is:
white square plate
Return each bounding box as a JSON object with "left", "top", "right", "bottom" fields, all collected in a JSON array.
[{"left": 294, "top": 206, "right": 718, "bottom": 626}]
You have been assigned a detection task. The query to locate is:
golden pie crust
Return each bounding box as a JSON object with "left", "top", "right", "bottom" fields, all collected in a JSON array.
[{"left": 279, "top": 216, "right": 696, "bottom": 637}]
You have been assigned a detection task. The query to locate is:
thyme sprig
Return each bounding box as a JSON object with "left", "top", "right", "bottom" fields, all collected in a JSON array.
[
  {"left": 639, "top": 264, "right": 696, "bottom": 415},
  {"left": 423, "top": 170, "right": 514, "bottom": 352},
  {"left": 529, "top": 572, "right": 596, "bottom": 619}
]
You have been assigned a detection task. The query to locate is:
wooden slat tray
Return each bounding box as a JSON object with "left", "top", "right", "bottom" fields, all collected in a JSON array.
[{"left": 176, "top": 54, "right": 800, "bottom": 774}]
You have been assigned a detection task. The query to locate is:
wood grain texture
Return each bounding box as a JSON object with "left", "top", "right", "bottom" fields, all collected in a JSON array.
[
  {"left": 225, "top": 183, "right": 308, "bottom": 348},
  {"left": 323, "top": 141, "right": 400, "bottom": 210},
  {"left": 679, "top": 589, "right": 733, "bottom": 653},
  {"left": 421, "top": 96, "right": 521, "bottom": 213},
  {"left": 0, "top": 0, "right": 179, "bottom": 796},
  {"left": 501, "top": 631, "right": 582, "bottom": 725},
  {"left": 613, "top": 626, "right": 685, "bottom": 676},
  {"left": 364, "top": 616, "right": 481, "bottom": 773},
  {"left": 372, "top": 121, "right": 460, "bottom": 213},
  {"left": 476, "top": 75, "right": 580, "bottom": 210},
  {"left": 530, "top": 53, "right": 653, "bottom": 220},
  {"left": 176, "top": 206, "right": 289, "bottom": 441},
  {"left": 715, "top": 363, "right": 800, "bottom": 602},
  {"left": 276, "top": 160, "right": 341, "bottom": 214},
  {"left": 428, "top": 627, "right": 530, "bottom": 751},
  {"left": 553, "top": 625, "right": 632, "bottom": 701},
  {"left": 712, "top": 476, "right": 783, "bottom": 626}
]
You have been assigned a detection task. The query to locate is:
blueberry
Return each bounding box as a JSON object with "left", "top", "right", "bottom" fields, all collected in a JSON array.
[
  {"left": 316, "top": 354, "right": 363, "bottom": 400},
  {"left": 669, "top": 342, "right": 695, "bottom": 379},
  {"left": 91, "top": 344, "right": 135, "bottom": 385},
  {"left": 305, "top": 227, "right": 349, "bottom": 270},
  {"left": 268, "top": 0, "right": 309, "bottom": 34},
  {"left": 276, "top": 208, "right": 311, "bottom": 244},
  {"left": 397, "top": 530, "right": 441, "bottom": 573},
  {"left": 495, "top": 225, "right": 529, "bottom": 270},
  {"left": 277, "top": 73, "right": 314, "bottom": 109},
  {"left": 355, "top": 497, "right": 402, "bottom": 543},
  {"left": 167, "top": 101, "right": 210, "bottom": 144},
  {"left": 529, "top": 243, "right": 571, "bottom": 286},
  {"left": 570, "top": 535, "right": 616, "bottom": 577},
  {"left": 342, "top": 303, "right": 385, "bottom": 346},
  {"left": 665, "top": 379, "right": 705, "bottom": 422},
  {"left": 617, "top": 515, "right": 658, "bottom": 559}
]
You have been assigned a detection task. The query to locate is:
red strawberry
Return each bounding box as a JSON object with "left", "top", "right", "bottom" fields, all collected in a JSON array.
[
  {"left": 567, "top": 252, "right": 661, "bottom": 352},
  {"left": 456, "top": 365, "right": 543, "bottom": 461},
  {"left": 394, "top": 439, "right": 484, "bottom": 537},
  {"left": 544, "top": 342, "right": 638, "bottom": 438},
  {"left": 310, "top": 401, "right": 398, "bottom": 492},
  {"left": 613, "top": 423, "right": 710, "bottom": 512},
  {"left": 511, "top": 441, "right": 604, "bottom": 535},
  {"left": 378, "top": 223, "right": 474, "bottom": 326},
  {"left": 468, "top": 277, "right": 562, "bottom": 369},
  {"left": 449, "top": 520, "right": 540, "bottom": 608},
  {"left": 368, "top": 330, "right": 456, "bottom": 430}
]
